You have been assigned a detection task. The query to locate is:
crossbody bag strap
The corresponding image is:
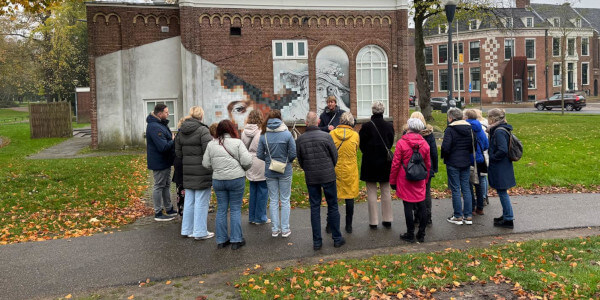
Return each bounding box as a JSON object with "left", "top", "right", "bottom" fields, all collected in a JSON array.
[
  {"left": 336, "top": 129, "right": 346, "bottom": 151},
  {"left": 220, "top": 139, "right": 240, "bottom": 165},
  {"left": 470, "top": 130, "right": 477, "bottom": 164},
  {"left": 370, "top": 121, "right": 389, "bottom": 149},
  {"left": 265, "top": 132, "right": 288, "bottom": 163},
  {"left": 328, "top": 111, "right": 337, "bottom": 126}
]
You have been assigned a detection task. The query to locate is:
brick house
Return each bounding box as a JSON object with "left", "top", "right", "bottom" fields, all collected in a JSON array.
[
  {"left": 86, "top": 0, "right": 410, "bottom": 148},
  {"left": 421, "top": 0, "right": 599, "bottom": 104}
]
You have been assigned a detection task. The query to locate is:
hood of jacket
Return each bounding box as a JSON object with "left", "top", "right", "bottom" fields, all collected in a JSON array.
[
  {"left": 419, "top": 124, "right": 434, "bottom": 136},
  {"left": 491, "top": 122, "right": 513, "bottom": 133},
  {"left": 465, "top": 119, "right": 483, "bottom": 134},
  {"left": 448, "top": 119, "right": 472, "bottom": 136},
  {"left": 179, "top": 118, "right": 203, "bottom": 135},
  {"left": 146, "top": 113, "right": 169, "bottom": 126},
  {"left": 401, "top": 132, "right": 425, "bottom": 147},
  {"left": 266, "top": 118, "right": 288, "bottom": 132},
  {"left": 331, "top": 125, "right": 356, "bottom": 141},
  {"left": 243, "top": 124, "right": 260, "bottom": 137}
]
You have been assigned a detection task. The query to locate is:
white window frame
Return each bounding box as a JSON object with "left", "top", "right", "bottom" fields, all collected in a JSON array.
[
  {"left": 469, "top": 67, "right": 481, "bottom": 91},
  {"left": 356, "top": 45, "right": 389, "bottom": 118},
  {"left": 525, "top": 17, "right": 534, "bottom": 27},
  {"left": 525, "top": 39, "right": 536, "bottom": 60},
  {"left": 567, "top": 38, "right": 576, "bottom": 56},
  {"left": 553, "top": 63, "right": 561, "bottom": 87},
  {"left": 527, "top": 65, "right": 537, "bottom": 89},
  {"left": 272, "top": 40, "right": 308, "bottom": 59},
  {"left": 552, "top": 18, "right": 560, "bottom": 27},
  {"left": 439, "top": 69, "right": 448, "bottom": 92},
  {"left": 505, "top": 17, "right": 513, "bottom": 28},
  {"left": 439, "top": 24, "right": 447, "bottom": 34},
  {"left": 582, "top": 37, "right": 589, "bottom": 56},
  {"left": 145, "top": 99, "right": 178, "bottom": 130},
  {"left": 552, "top": 37, "right": 560, "bottom": 57},
  {"left": 453, "top": 68, "right": 465, "bottom": 92},
  {"left": 453, "top": 42, "right": 464, "bottom": 62},
  {"left": 424, "top": 46, "right": 433, "bottom": 65},
  {"left": 575, "top": 18, "right": 581, "bottom": 28},
  {"left": 438, "top": 44, "right": 448, "bottom": 64},
  {"left": 582, "top": 62, "right": 589, "bottom": 85},
  {"left": 469, "top": 19, "right": 478, "bottom": 30},
  {"left": 504, "top": 38, "right": 515, "bottom": 60},
  {"left": 469, "top": 41, "right": 480, "bottom": 62},
  {"left": 427, "top": 69, "right": 435, "bottom": 92}
]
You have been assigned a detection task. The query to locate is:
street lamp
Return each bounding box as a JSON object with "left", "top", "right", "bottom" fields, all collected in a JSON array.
[{"left": 442, "top": 0, "right": 457, "bottom": 111}]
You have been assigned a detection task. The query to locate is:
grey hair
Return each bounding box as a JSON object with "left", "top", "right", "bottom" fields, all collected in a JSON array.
[
  {"left": 339, "top": 112, "right": 354, "bottom": 126},
  {"left": 447, "top": 107, "right": 463, "bottom": 121},
  {"left": 371, "top": 101, "right": 385, "bottom": 115},
  {"left": 487, "top": 108, "right": 506, "bottom": 123},
  {"left": 407, "top": 118, "right": 425, "bottom": 132},
  {"left": 306, "top": 111, "right": 319, "bottom": 126}
]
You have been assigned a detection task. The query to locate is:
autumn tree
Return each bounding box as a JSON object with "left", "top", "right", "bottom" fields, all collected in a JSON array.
[{"left": 412, "top": 0, "right": 496, "bottom": 121}]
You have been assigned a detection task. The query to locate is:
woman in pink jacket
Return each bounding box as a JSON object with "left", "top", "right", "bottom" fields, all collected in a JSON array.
[{"left": 390, "top": 118, "right": 431, "bottom": 243}]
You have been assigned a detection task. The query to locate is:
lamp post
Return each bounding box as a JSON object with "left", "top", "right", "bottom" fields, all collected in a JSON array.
[{"left": 442, "top": 0, "right": 457, "bottom": 111}]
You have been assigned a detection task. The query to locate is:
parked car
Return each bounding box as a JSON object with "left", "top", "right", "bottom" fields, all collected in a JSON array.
[
  {"left": 534, "top": 93, "right": 586, "bottom": 111},
  {"left": 429, "top": 97, "right": 461, "bottom": 110},
  {"left": 409, "top": 95, "right": 416, "bottom": 106}
]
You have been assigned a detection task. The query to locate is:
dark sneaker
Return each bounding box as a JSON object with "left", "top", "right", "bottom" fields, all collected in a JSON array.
[
  {"left": 345, "top": 225, "right": 352, "bottom": 234},
  {"left": 494, "top": 219, "right": 514, "bottom": 229},
  {"left": 313, "top": 244, "right": 322, "bottom": 251},
  {"left": 400, "top": 233, "right": 416, "bottom": 243},
  {"left": 165, "top": 208, "right": 178, "bottom": 217},
  {"left": 493, "top": 216, "right": 504, "bottom": 224},
  {"left": 416, "top": 234, "right": 425, "bottom": 243},
  {"left": 334, "top": 238, "right": 346, "bottom": 248},
  {"left": 217, "top": 240, "right": 230, "bottom": 249},
  {"left": 382, "top": 221, "right": 392, "bottom": 228},
  {"left": 231, "top": 239, "right": 246, "bottom": 250},
  {"left": 369, "top": 224, "right": 378, "bottom": 229},
  {"left": 154, "top": 213, "right": 175, "bottom": 222}
]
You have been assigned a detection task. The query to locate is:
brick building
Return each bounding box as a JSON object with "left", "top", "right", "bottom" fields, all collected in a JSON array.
[
  {"left": 86, "top": 0, "right": 410, "bottom": 148},
  {"left": 421, "top": 0, "right": 600, "bottom": 104}
]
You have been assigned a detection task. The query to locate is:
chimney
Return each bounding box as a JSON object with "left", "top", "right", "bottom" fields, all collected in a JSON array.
[{"left": 516, "top": 0, "right": 530, "bottom": 9}]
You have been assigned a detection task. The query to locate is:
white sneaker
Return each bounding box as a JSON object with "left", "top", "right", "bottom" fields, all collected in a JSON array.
[
  {"left": 272, "top": 230, "right": 281, "bottom": 237},
  {"left": 463, "top": 217, "right": 473, "bottom": 225},
  {"left": 195, "top": 232, "right": 215, "bottom": 240},
  {"left": 281, "top": 230, "right": 291, "bottom": 238},
  {"left": 447, "top": 216, "right": 463, "bottom": 225}
]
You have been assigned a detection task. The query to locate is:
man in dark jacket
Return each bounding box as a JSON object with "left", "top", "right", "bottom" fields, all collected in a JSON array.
[
  {"left": 296, "top": 111, "right": 345, "bottom": 250},
  {"left": 318, "top": 96, "right": 345, "bottom": 132},
  {"left": 441, "top": 108, "right": 474, "bottom": 226},
  {"left": 146, "top": 104, "right": 177, "bottom": 221}
]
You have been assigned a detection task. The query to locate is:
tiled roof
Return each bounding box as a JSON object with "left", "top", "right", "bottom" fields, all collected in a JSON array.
[{"left": 575, "top": 8, "right": 600, "bottom": 33}]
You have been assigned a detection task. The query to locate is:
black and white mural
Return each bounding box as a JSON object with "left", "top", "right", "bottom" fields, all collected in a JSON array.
[{"left": 315, "top": 45, "right": 350, "bottom": 115}]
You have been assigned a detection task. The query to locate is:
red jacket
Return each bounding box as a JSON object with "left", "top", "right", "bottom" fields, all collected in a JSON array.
[{"left": 389, "top": 132, "right": 431, "bottom": 202}]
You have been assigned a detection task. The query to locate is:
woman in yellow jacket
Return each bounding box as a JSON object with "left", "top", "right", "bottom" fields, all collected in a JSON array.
[{"left": 329, "top": 112, "right": 360, "bottom": 233}]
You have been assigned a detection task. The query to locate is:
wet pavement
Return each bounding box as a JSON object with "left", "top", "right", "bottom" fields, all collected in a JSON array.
[{"left": 1, "top": 193, "right": 599, "bottom": 299}]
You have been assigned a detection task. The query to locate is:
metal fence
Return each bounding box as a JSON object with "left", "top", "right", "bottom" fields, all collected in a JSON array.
[{"left": 29, "top": 102, "right": 72, "bottom": 138}]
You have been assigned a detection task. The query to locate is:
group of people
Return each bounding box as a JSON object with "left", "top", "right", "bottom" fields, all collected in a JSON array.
[{"left": 145, "top": 96, "right": 517, "bottom": 251}]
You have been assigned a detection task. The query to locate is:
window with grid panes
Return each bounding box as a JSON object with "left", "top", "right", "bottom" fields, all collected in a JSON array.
[
  {"left": 356, "top": 45, "right": 388, "bottom": 118},
  {"left": 525, "top": 39, "right": 535, "bottom": 59},
  {"left": 146, "top": 100, "right": 177, "bottom": 130}
]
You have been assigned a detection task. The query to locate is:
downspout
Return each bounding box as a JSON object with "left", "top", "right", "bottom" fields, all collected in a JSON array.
[{"left": 545, "top": 29, "right": 549, "bottom": 99}]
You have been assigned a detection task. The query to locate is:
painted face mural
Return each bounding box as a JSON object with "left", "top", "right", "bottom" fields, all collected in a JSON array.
[{"left": 316, "top": 46, "right": 350, "bottom": 114}]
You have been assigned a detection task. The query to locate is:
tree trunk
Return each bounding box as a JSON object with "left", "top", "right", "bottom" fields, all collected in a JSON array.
[{"left": 414, "top": 14, "right": 433, "bottom": 121}]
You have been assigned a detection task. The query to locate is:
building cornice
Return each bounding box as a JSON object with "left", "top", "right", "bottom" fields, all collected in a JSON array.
[
  {"left": 424, "top": 27, "right": 594, "bottom": 44},
  {"left": 179, "top": 0, "right": 409, "bottom": 11}
]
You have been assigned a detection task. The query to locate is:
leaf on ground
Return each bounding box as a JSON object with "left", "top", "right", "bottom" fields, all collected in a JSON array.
[{"left": 65, "top": 294, "right": 72, "bottom": 299}]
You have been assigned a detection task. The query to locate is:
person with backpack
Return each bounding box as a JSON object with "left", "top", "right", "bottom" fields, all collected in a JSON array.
[
  {"left": 175, "top": 106, "right": 214, "bottom": 240},
  {"left": 441, "top": 108, "right": 474, "bottom": 225},
  {"left": 486, "top": 108, "right": 516, "bottom": 229},
  {"left": 390, "top": 118, "right": 431, "bottom": 243}
]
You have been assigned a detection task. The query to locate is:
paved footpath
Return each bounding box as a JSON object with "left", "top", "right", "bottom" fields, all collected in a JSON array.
[{"left": 0, "top": 193, "right": 599, "bottom": 299}]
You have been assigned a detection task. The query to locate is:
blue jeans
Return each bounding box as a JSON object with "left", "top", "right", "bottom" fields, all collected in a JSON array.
[
  {"left": 266, "top": 176, "right": 292, "bottom": 233},
  {"left": 307, "top": 181, "right": 342, "bottom": 247},
  {"left": 446, "top": 165, "right": 473, "bottom": 218},
  {"left": 181, "top": 188, "right": 211, "bottom": 237},
  {"left": 497, "top": 189, "right": 514, "bottom": 221},
  {"left": 470, "top": 175, "right": 487, "bottom": 210},
  {"left": 248, "top": 180, "right": 269, "bottom": 223},
  {"left": 213, "top": 177, "right": 246, "bottom": 244}
]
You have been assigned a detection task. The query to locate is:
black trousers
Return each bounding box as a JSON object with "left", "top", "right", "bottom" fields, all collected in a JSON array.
[
  {"left": 403, "top": 201, "right": 427, "bottom": 238},
  {"left": 414, "top": 179, "right": 432, "bottom": 222}
]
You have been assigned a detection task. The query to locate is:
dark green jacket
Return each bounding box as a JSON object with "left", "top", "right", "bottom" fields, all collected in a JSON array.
[{"left": 175, "top": 118, "right": 213, "bottom": 190}]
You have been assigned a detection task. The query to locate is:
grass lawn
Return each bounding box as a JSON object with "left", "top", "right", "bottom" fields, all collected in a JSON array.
[
  {"left": 237, "top": 235, "right": 600, "bottom": 299},
  {"left": 0, "top": 109, "right": 150, "bottom": 245}
]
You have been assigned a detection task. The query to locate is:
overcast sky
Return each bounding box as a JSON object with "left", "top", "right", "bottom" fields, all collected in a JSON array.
[{"left": 529, "top": 0, "right": 599, "bottom": 8}]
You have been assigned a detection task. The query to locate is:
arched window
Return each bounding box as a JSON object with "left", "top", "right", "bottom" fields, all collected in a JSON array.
[{"left": 356, "top": 45, "right": 389, "bottom": 117}]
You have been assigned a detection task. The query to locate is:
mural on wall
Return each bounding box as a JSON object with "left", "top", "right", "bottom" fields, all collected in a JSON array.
[
  {"left": 200, "top": 60, "right": 303, "bottom": 130},
  {"left": 273, "top": 60, "right": 310, "bottom": 121},
  {"left": 315, "top": 45, "right": 350, "bottom": 115}
]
